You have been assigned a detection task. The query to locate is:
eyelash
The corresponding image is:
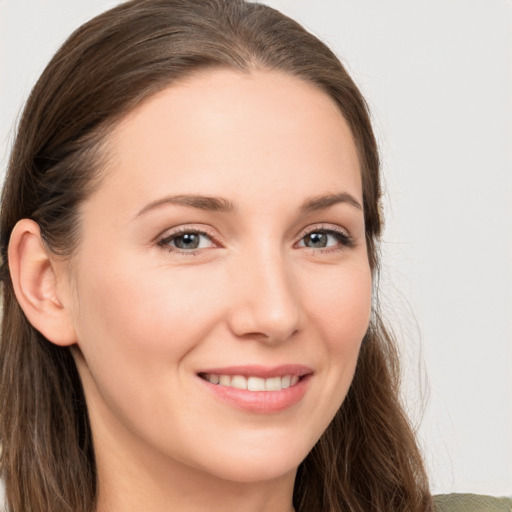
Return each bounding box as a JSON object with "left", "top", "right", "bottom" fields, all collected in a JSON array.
[
  {"left": 296, "top": 225, "right": 354, "bottom": 253},
  {"left": 157, "top": 228, "right": 217, "bottom": 255},
  {"left": 156, "top": 225, "right": 354, "bottom": 255}
]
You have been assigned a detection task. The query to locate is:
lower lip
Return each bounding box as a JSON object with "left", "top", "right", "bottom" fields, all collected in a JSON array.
[{"left": 198, "top": 375, "right": 311, "bottom": 414}]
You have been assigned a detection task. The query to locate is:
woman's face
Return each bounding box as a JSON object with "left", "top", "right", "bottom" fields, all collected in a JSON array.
[{"left": 66, "top": 69, "right": 372, "bottom": 484}]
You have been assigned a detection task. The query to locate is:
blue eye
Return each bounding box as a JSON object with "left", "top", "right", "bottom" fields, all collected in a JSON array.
[
  {"left": 298, "top": 229, "right": 352, "bottom": 250},
  {"left": 158, "top": 230, "right": 214, "bottom": 251}
]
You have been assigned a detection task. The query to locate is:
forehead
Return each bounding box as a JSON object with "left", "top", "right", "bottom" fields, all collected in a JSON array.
[{"left": 90, "top": 69, "right": 362, "bottom": 215}]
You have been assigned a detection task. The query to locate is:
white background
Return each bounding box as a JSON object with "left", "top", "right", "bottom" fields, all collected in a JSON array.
[{"left": 1, "top": 0, "right": 511, "bottom": 497}]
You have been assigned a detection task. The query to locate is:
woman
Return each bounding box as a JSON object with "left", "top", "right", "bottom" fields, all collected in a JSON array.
[{"left": 0, "top": 1, "right": 503, "bottom": 511}]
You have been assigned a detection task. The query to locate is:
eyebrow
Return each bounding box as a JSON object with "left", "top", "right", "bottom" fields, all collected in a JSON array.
[
  {"left": 135, "top": 191, "right": 362, "bottom": 219},
  {"left": 135, "top": 194, "right": 235, "bottom": 218},
  {"left": 298, "top": 192, "right": 363, "bottom": 212}
]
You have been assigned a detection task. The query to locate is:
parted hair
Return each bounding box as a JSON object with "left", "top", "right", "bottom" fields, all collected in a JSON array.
[{"left": 0, "top": 1, "right": 433, "bottom": 511}]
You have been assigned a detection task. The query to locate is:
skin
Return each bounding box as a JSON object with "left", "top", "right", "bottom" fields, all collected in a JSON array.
[{"left": 11, "top": 69, "right": 372, "bottom": 512}]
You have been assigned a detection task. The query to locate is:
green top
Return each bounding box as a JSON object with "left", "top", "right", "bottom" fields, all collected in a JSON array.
[{"left": 435, "top": 494, "right": 512, "bottom": 512}]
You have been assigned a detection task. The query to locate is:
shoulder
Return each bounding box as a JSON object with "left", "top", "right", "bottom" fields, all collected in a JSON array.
[{"left": 434, "top": 494, "right": 512, "bottom": 512}]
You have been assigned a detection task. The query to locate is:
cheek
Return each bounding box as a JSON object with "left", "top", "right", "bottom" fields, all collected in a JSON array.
[
  {"left": 305, "top": 262, "right": 372, "bottom": 353},
  {"left": 307, "top": 261, "right": 372, "bottom": 399},
  {"left": 73, "top": 252, "right": 225, "bottom": 356},
  {"left": 70, "top": 256, "right": 229, "bottom": 440}
]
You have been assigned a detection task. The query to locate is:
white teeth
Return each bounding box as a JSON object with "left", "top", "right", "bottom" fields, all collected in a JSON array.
[
  {"left": 203, "top": 373, "right": 301, "bottom": 391},
  {"left": 230, "top": 375, "right": 247, "bottom": 390},
  {"left": 247, "top": 376, "right": 265, "bottom": 391},
  {"left": 219, "top": 375, "right": 231, "bottom": 386},
  {"left": 265, "top": 376, "right": 282, "bottom": 391}
]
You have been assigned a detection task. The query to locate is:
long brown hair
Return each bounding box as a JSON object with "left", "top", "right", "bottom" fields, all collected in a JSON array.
[{"left": 0, "top": 1, "right": 433, "bottom": 511}]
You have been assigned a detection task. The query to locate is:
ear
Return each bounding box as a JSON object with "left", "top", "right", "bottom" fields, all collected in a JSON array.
[{"left": 8, "top": 219, "right": 77, "bottom": 346}]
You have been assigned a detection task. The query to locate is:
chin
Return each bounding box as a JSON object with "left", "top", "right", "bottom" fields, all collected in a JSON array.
[
  {"left": 186, "top": 433, "right": 312, "bottom": 484},
  {"left": 201, "top": 456, "right": 300, "bottom": 484}
]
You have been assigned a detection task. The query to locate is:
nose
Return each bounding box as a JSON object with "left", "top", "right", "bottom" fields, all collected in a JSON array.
[{"left": 227, "top": 248, "right": 303, "bottom": 345}]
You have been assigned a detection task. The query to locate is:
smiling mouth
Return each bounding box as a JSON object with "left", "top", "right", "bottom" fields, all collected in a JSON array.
[
  {"left": 198, "top": 373, "right": 300, "bottom": 391},
  {"left": 197, "top": 366, "right": 312, "bottom": 412}
]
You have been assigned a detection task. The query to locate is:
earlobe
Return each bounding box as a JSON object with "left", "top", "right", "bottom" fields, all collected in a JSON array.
[{"left": 8, "top": 219, "right": 77, "bottom": 346}]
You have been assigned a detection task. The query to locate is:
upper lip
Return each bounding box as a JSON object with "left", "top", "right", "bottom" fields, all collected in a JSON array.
[{"left": 196, "top": 364, "right": 313, "bottom": 379}]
